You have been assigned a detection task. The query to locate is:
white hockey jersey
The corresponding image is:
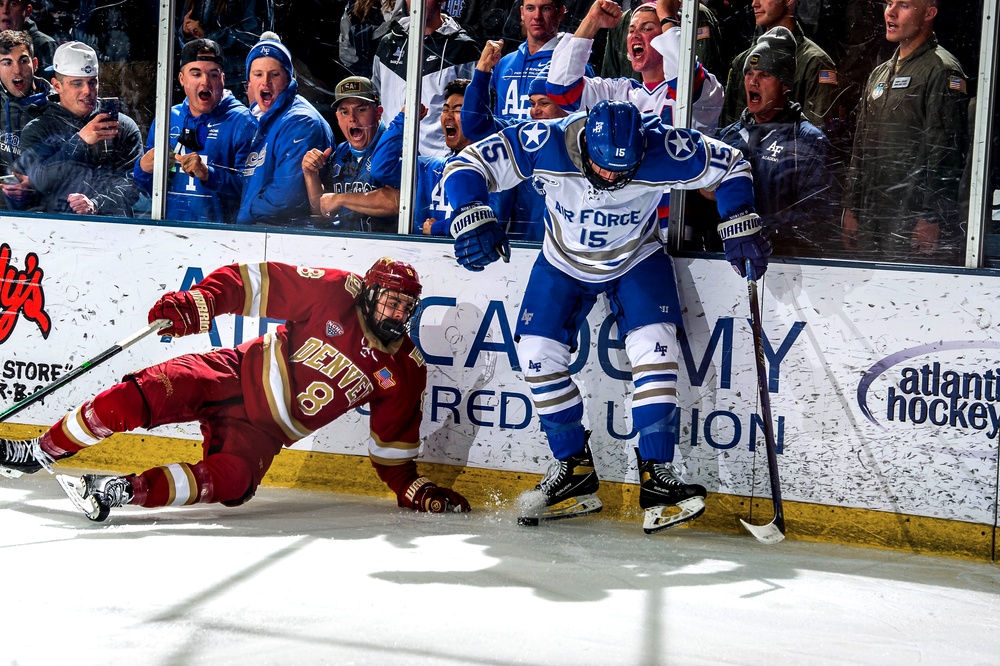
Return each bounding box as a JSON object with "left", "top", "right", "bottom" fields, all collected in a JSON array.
[
  {"left": 546, "top": 29, "right": 724, "bottom": 133},
  {"left": 443, "top": 111, "right": 754, "bottom": 283}
]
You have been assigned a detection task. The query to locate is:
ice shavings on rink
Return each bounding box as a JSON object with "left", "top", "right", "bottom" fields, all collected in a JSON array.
[{"left": 2, "top": 473, "right": 999, "bottom": 666}]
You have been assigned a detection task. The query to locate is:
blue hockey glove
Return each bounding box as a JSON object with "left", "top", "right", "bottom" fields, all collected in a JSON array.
[
  {"left": 717, "top": 211, "right": 771, "bottom": 279},
  {"left": 450, "top": 204, "right": 510, "bottom": 272}
]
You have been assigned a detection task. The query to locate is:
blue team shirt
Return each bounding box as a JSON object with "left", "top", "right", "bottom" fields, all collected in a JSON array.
[
  {"left": 133, "top": 92, "right": 256, "bottom": 224},
  {"left": 322, "top": 123, "right": 397, "bottom": 233}
]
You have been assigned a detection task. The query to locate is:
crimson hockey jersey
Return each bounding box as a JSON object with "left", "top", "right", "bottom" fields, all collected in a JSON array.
[{"left": 194, "top": 262, "right": 427, "bottom": 466}]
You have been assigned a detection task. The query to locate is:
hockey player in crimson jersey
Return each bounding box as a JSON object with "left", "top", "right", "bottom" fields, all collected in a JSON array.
[
  {"left": 0, "top": 257, "right": 471, "bottom": 521},
  {"left": 443, "top": 100, "right": 770, "bottom": 533}
]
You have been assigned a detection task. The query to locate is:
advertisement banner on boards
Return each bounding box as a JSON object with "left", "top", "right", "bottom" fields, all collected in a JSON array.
[{"left": 1, "top": 217, "right": 997, "bottom": 524}]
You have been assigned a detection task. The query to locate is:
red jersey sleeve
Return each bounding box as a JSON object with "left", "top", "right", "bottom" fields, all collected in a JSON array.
[
  {"left": 367, "top": 342, "right": 428, "bottom": 466},
  {"left": 195, "top": 263, "right": 361, "bottom": 323}
]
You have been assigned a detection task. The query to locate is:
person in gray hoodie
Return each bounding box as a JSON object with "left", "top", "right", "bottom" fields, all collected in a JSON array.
[
  {"left": 16, "top": 40, "right": 143, "bottom": 217},
  {"left": 0, "top": 29, "right": 48, "bottom": 208}
]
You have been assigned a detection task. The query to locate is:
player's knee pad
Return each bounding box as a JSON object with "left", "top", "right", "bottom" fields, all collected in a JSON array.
[
  {"left": 626, "top": 324, "right": 680, "bottom": 462},
  {"left": 518, "top": 335, "right": 580, "bottom": 413},
  {"left": 517, "top": 335, "right": 586, "bottom": 459},
  {"left": 133, "top": 461, "right": 215, "bottom": 507},
  {"left": 625, "top": 323, "right": 679, "bottom": 411}
]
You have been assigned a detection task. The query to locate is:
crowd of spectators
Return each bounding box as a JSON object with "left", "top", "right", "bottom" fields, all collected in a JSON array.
[{"left": 0, "top": 0, "right": 984, "bottom": 265}]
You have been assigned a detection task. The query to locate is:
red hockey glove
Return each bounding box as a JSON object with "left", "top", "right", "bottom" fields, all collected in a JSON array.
[
  {"left": 400, "top": 477, "right": 471, "bottom": 513},
  {"left": 148, "top": 289, "right": 215, "bottom": 337}
]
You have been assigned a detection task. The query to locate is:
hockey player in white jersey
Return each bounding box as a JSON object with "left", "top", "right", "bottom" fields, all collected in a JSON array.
[{"left": 442, "top": 99, "right": 770, "bottom": 533}]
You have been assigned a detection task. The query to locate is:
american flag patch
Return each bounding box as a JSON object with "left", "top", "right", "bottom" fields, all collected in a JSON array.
[
  {"left": 949, "top": 76, "right": 966, "bottom": 93},
  {"left": 696, "top": 26, "right": 710, "bottom": 40},
  {"left": 326, "top": 321, "right": 344, "bottom": 336},
  {"left": 818, "top": 70, "right": 838, "bottom": 85},
  {"left": 375, "top": 367, "right": 396, "bottom": 389}
]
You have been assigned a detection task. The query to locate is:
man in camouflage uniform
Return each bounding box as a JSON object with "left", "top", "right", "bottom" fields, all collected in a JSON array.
[
  {"left": 841, "top": 0, "right": 968, "bottom": 264},
  {"left": 718, "top": 0, "right": 840, "bottom": 134}
]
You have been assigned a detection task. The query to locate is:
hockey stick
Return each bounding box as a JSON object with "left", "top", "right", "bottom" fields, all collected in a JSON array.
[
  {"left": 0, "top": 319, "right": 170, "bottom": 423},
  {"left": 739, "top": 260, "right": 786, "bottom": 544}
]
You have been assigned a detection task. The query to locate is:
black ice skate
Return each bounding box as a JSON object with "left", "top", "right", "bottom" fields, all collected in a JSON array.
[
  {"left": 0, "top": 437, "right": 56, "bottom": 478},
  {"left": 637, "top": 452, "right": 706, "bottom": 534},
  {"left": 57, "top": 474, "right": 134, "bottom": 522},
  {"left": 517, "top": 435, "right": 602, "bottom": 526}
]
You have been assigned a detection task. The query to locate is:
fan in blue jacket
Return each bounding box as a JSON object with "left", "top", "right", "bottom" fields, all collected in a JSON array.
[
  {"left": 716, "top": 27, "right": 839, "bottom": 257},
  {"left": 133, "top": 39, "right": 256, "bottom": 224},
  {"left": 236, "top": 35, "right": 333, "bottom": 226}
]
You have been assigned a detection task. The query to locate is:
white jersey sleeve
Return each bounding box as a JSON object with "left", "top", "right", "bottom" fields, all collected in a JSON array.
[
  {"left": 546, "top": 31, "right": 722, "bottom": 133},
  {"left": 445, "top": 113, "right": 754, "bottom": 282}
]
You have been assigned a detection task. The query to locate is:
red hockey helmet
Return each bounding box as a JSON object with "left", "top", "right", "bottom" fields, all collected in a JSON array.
[
  {"left": 360, "top": 257, "right": 422, "bottom": 344},
  {"left": 364, "top": 257, "right": 422, "bottom": 297}
]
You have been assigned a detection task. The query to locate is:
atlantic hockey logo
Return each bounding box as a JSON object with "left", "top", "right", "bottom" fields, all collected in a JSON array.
[
  {"left": 244, "top": 145, "right": 266, "bottom": 176},
  {"left": 375, "top": 367, "right": 396, "bottom": 389},
  {"left": 0, "top": 243, "right": 50, "bottom": 343},
  {"left": 857, "top": 340, "right": 1000, "bottom": 438},
  {"left": 518, "top": 122, "right": 550, "bottom": 152},
  {"left": 326, "top": 321, "right": 344, "bottom": 337},
  {"left": 664, "top": 129, "right": 696, "bottom": 161}
]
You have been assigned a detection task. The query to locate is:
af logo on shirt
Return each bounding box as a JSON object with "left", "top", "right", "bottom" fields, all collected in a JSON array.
[{"left": 763, "top": 140, "right": 784, "bottom": 163}]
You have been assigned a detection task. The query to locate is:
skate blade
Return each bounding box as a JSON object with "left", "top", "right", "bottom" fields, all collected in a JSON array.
[
  {"left": 739, "top": 518, "right": 786, "bottom": 544},
  {"left": 56, "top": 475, "right": 106, "bottom": 521},
  {"left": 518, "top": 494, "right": 603, "bottom": 526},
  {"left": 643, "top": 497, "right": 705, "bottom": 534}
]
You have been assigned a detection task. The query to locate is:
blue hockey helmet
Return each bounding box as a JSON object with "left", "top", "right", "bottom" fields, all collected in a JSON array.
[{"left": 582, "top": 100, "right": 646, "bottom": 191}]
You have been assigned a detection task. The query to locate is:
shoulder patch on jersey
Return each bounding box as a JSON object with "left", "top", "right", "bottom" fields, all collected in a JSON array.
[
  {"left": 297, "top": 266, "right": 325, "bottom": 278},
  {"left": 518, "top": 122, "right": 551, "bottom": 152},
  {"left": 663, "top": 129, "right": 696, "bottom": 161},
  {"left": 326, "top": 321, "right": 344, "bottom": 337},
  {"left": 345, "top": 274, "right": 363, "bottom": 298},
  {"left": 375, "top": 367, "right": 396, "bottom": 389},
  {"left": 818, "top": 70, "right": 837, "bottom": 85},
  {"left": 409, "top": 346, "right": 426, "bottom": 367}
]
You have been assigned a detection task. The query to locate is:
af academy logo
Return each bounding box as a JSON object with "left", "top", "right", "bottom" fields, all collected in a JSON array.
[
  {"left": 857, "top": 340, "right": 1000, "bottom": 439},
  {"left": 763, "top": 140, "right": 784, "bottom": 163}
]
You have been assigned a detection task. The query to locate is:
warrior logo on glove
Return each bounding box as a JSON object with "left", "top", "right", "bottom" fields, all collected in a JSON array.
[{"left": 149, "top": 289, "right": 215, "bottom": 337}]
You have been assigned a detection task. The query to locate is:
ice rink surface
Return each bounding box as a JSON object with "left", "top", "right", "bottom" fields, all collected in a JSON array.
[{"left": 2, "top": 471, "right": 999, "bottom": 666}]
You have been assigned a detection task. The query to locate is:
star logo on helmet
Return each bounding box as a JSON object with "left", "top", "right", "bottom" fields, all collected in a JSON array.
[
  {"left": 664, "top": 129, "right": 695, "bottom": 161},
  {"left": 519, "top": 122, "right": 550, "bottom": 152}
]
